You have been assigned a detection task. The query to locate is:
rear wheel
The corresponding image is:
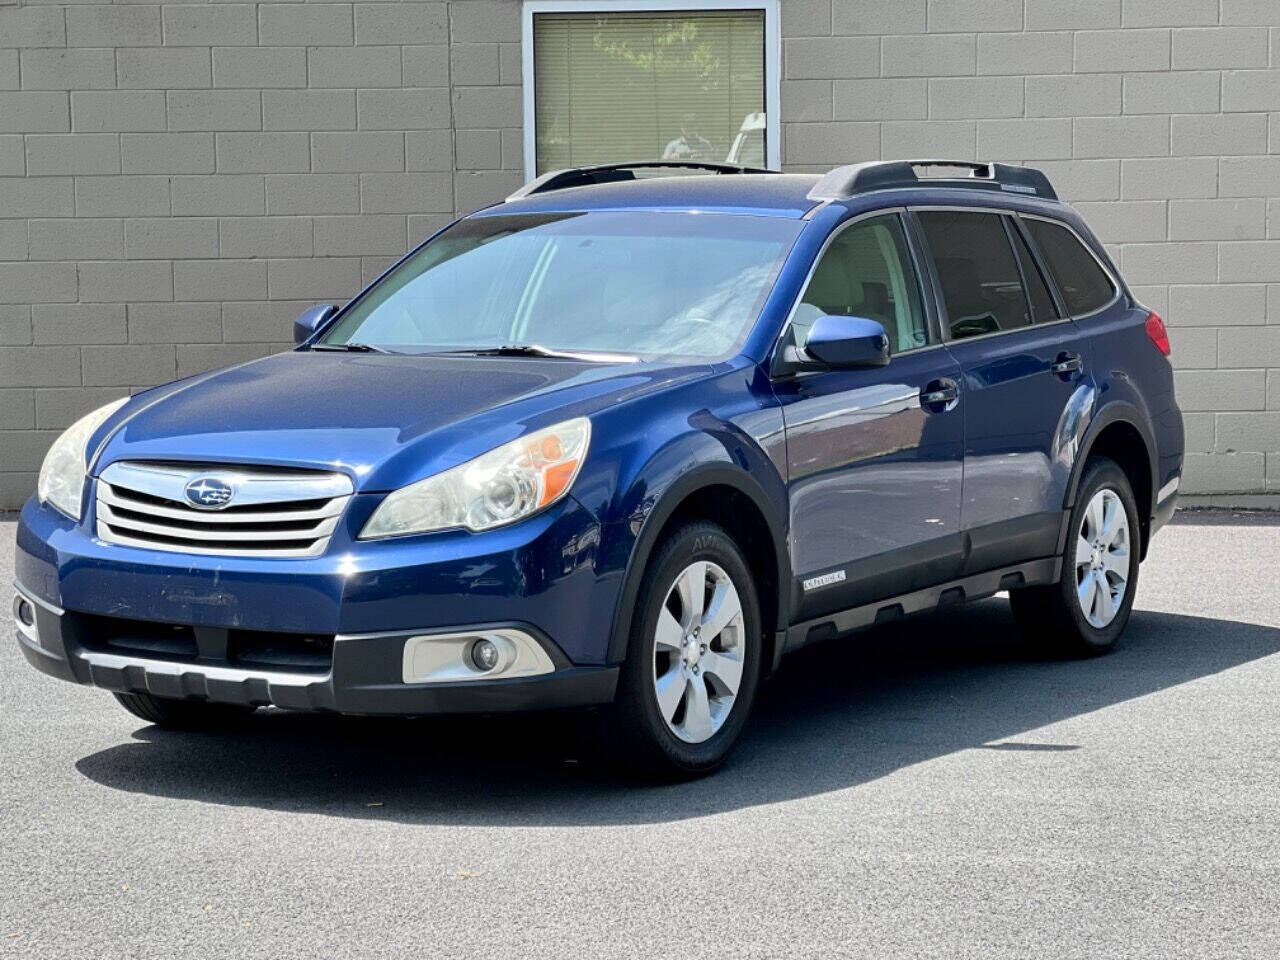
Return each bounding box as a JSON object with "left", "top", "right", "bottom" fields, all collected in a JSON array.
[
  {"left": 1010, "top": 456, "right": 1140, "bottom": 656},
  {"left": 113, "top": 692, "right": 257, "bottom": 728},
  {"left": 608, "top": 522, "right": 762, "bottom": 779}
]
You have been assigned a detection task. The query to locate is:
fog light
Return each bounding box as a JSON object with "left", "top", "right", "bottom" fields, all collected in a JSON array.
[
  {"left": 471, "top": 638, "right": 500, "bottom": 672},
  {"left": 15, "top": 597, "right": 34, "bottom": 628}
]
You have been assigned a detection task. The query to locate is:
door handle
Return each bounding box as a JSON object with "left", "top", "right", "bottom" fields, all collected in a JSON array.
[
  {"left": 920, "top": 378, "right": 959, "bottom": 410},
  {"left": 1051, "top": 352, "right": 1084, "bottom": 378}
]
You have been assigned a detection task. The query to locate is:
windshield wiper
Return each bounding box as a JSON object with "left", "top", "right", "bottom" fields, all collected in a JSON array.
[
  {"left": 309, "top": 342, "right": 392, "bottom": 354},
  {"left": 438, "top": 343, "right": 638, "bottom": 363}
]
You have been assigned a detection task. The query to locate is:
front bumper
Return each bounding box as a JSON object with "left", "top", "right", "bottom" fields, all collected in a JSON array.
[{"left": 13, "top": 492, "right": 621, "bottom": 715}]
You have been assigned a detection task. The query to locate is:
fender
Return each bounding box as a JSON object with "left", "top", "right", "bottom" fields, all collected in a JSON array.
[
  {"left": 1063, "top": 399, "right": 1159, "bottom": 520},
  {"left": 603, "top": 461, "right": 792, "bottom": 665}
]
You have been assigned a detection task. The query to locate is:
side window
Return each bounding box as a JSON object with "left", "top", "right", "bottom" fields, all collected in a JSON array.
[
  {"left": 796, "top": 214, "right": 928, "bottom": 355},
  {"left": 917, "top": 210, "right": 1031, "bottom": 341},
  {"left": 1024, "top": 218, "right": 1116, "bottom": 316},
  {"left": 1009, "top": 221, "right": 1060, "bottom": 324}
]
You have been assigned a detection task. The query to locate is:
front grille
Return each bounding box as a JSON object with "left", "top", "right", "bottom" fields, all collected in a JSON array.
[{"left": 95, "top": 461, "right": 354, "bottom": 559}]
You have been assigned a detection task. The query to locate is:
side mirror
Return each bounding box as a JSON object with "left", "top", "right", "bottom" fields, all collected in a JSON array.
[
  {"left": 801, "top": 315, "right": 890, "bottom": 369},
  {"left": 294, "top": 304, "right": 338, "bottom": 344}
]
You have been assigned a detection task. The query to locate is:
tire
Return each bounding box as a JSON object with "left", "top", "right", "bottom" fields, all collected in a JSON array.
[
  {"left": 1009, "top": 456, "right": 1141, "bottom": 657},
  {"left": 113, "top": 691, "right": 257, "bottom": 728},
  {"left": 607, "top": 521, "right": 763, "bottom": 779}
]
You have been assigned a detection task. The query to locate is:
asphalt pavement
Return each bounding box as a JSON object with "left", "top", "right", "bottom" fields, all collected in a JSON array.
[{"left": 2, "top": 511, "right": 1278, "bottom": 959}]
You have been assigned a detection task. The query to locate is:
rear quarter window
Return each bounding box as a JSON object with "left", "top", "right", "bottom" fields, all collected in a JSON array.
[{"left": 1025, "top": 218, "right": 1116, "bottom": 317}]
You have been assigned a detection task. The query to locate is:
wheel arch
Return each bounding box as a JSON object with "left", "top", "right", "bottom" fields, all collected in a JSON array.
[{"left": 1065, "top": 402, "right": 1158, "bottom": 559}]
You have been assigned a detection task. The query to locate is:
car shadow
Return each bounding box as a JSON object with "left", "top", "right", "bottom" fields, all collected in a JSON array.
[{"left": 75, "top": 600, "right": 1280, "bottom": 825}]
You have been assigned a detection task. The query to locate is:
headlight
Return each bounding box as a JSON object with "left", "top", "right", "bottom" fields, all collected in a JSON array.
[
  {"left": 360, "top": 417, "right": 591, "bottom": 539},
  {"left": 37, "top": 397, "right": 130, "bottom": 520}
]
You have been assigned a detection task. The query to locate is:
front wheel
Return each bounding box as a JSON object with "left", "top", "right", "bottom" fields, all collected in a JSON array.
[
  {"left": 114, "top": 692, "right": 257, "bottom": 728},
  {"left": 1010, "top": 456, "right": 1140, "bottom": 657},
  {"left": 608, "top": 521, "right": 763, "bottom": 779}
]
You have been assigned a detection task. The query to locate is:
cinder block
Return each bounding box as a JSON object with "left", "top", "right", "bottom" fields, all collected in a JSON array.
[
  {"left": 357, "top": 88, "right": 450, "bottom": 131},
  {"left": 66, "top": 6, "right": 159, "bottom": 47},
  {"left": 266, "top": 173, "right": 361, "bottom": 214},
  {"left": 1222, "top": 0, "right": 1280, "bottom": 24},
  {"left": 1215, "top": 412, "right": 1280, "bottom": 451},
  {"left": 1222, "top": 71, "right": 1280, "bottom": 112},
  {"left": 1176, "top": 369, "right": 1266, "bottom": 412},
  {"left": 1122, "top": 0, "right": 1217, "bottom": 27},
  {"left": 1220, "top": 157, "right": 1280, "bottom": 198},
  {"left": 34, "top": 387, "right": 129, "bottom": 430},
  {"left": 212, "top": 47, "right": 307, "bottom": 89},
  {"left": 361, "top": 256, "right": 397, "bottom": 286},
  {"left": 1025, "top": 74, "right": 1121, "bottom": 118},
  {"left": 408, "top": 214, "right": 452, "bottom": 245},
  {"left": 354, "top": 3, "right": 448, "bottom": 45},
  {"left": 1074, "top": 116, "right": 1171, "bottom": 159},
  {"left": 1218, "top": 326, "right": 1280, "bottom": 367},
  {"left": 259, "top": 3, "right": 353, "bottom": 46},
  {"left": 0, "top": 346, "right": 82, "bottom": 388},
  {"left": 450, "top": 43, "right": 500, "bottom": 86},
  {"left": 1119, "top": 241, "right": 1218, "bottom": 284},
  {"left": 977, "top": 32, "right": 1073, "bottom": 76},
  {"left": 1167, "top": 283, "right": 1266, "bottom": 326},
  {"left": 0, "top": 50, "right": 14, "bottom": 92},
  {"left": 1180, "top": 452, "right": 1265, "bottom": 494},
  {"left": 454, "top": 169, "right": 522, "bottom": 214},
  {"left": 1173, "top": 27, "right": 1270, "bottom": 69},
  {"left": 1222, "top": 241, "right": 1280, "bottom": 283},
  {"left": 1074, "top": 29, "right": 1170, "bottom": 72},
  {"left": 881, "top": 34, "right": 975, "bottom": 78},
  {"left": 783, "top": 0, "right": 833, "bottom": 37},
  {"left": 173, "top": 259, "right": 267, "bottom": 302},
  {"left": 172, "top": 175, "right": 265, "bottom": 216},
  {"left": 359, "top": 172, "right": 453, "bottom": 213},
  {"left": 499, "top": 41, "right": 521, "bottom": 85},
  {"left": 1071, "top": 201, "right": 1167, "bottom": 243},
  {"left": 0, "top": 472, "right": 41, "bottom": 509},
  {"left": 312, "top": 131, "right": 404, "bottom": 172},
  {"left": 1120, "top": 157, "right": 1216, "bottom": 199},
  {"left": 177, "top": 343, "right": 280, "bottom": 378},
  {"left": 977, "top": 118, "right": 1072, "bottom": 160},
  {"left": 163, "top": 5, "right": 257, "bottom": 46},
  {"left": 1025, "top": 0, "right": 1120, "bottom": 30},
  {"left": 75, "top": 175, "right": 169, "bottom": 218},
  {"left": 313, "top": 215, "right": 406, "bottom": 257},
  {"left": 167, "top": 91, "right": 262, "bottom": 132},
  {"left": 32, "top": 303, "right": 127, "bottom": 345},
  {"left": 25, "top": 133, "right": 119, "bottom": 176},
  {"left": 2, "top": 260, "right": 77, "bottom": 303},
  {"left": 77, "top": 260, "right": 173, "bottom": 303},
  {"left": 928, "top": 0, "right": 1022, "bottom": 32},
  {"left": 928, "top": 77, "right": 1023, "bottom": 120},
  {"left": 402, "top": 46, "right": 450, "bottom": 87},
  {"left": 449, "top": 0, "right": 517, "bottom": 43},
  {"left": 215, "top": 132, "right": 310, "bottom": 173},
  {"left": 883, "top": 120, "right": 976, "bottom": 160},
  {"left": 0, "top": 136, "right": 24, "bottom": 176},
  {"left": 266, "top": 257, "right": 362, "bottom": 300},
  {"left": 128, "top": 302, "right": 222, "bottom": 344},
  {"left": 1181, "top": 412, "right": 1215, "bottom": 452},
  {"left": 223, "top": 300, "right": 309, "bottom": 343},
  {"left": 1170, "top": 199, "right": 1266, "bottom": 241},
  {"left": 1123, "top": 71, "right": 1220, "bottom": 115},
  {"left": 121, "top": 132, "right": 215, "bottom": 174},
  {"left": 0, "top": 92, "right": 70, "bottom": 133},
  {"left": 1171, "top": 113, "right": 1267, "bottom": 156},
  {"left": 1169, "top": 326, "right": 1217, "bottom": 368},
  {"left": 28, "top": 218, "right": 124, "bottom": 261},
  {"left": 1270, "top": 370, "right": 1280, "bottom": 409},
  {"left": 455, "top": 129, "right": 501, "bottom": 170},
  {"left": 406, "top": 129, "right": 454, "bottom": 172},
  {"left": 784, "top": 121, "right": 882, "bottom": 165},
  {"left": 117, "top": 48, "right": 211, "bottom": 90},
  {"left": 124, "top": 218, "right": 219, "bottom": 260},
  {"left": 264, "top": 90, "right": 357, "bottom": 131},
  {"left": 1, "top": 431, "right": 64, "bottom": 472},
  {"left": 0, "top": 220, "right": 26, "bottom": 260},
  {"left": 20, "top": 49, "right": 116, "bottom": 90},
  {"left": 0, "top": 389, "right": 35, "bottom": 430},
  {"left": 71, "top": 91, "right": 166, "bottom": 132},
  {"left": 0, "top": 6, "right": 67, "bottom": 47},
  {"left": 0, "top": 178, "right": 74, "bottom": 218},
  {"left": 219, "top": 216, "right": 313, "bottom": 259},
  {"left": 784, "top": 79, "right": 835, "bottom": 123},
  {"left": 82, "top": 344, "right": 177, "bottom": 387},
  {"left": 451, "top": 86, "right": 522, "bottom": 128},
  {"left": 0, "top": 306, "right": 31, "bottom": 347},
  {"left": 308, "top": 46, "right": 401, "bottom": 89},
  {"left": 833, "top": 0, "right": 924, "bottom": 34}
]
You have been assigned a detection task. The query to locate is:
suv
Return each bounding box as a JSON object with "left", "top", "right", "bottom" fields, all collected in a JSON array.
[{"left": 14, "top": 159, "right": 1183, "bottom": 777}]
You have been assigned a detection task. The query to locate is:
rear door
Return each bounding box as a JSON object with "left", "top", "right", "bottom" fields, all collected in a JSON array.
[{"left": 912, "top": 207, "right": 1091, "bottom": 573}]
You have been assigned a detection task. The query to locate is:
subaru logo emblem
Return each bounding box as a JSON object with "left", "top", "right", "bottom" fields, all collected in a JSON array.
[{"left": 184, "top": 476, "right": 234, "bottom": 509}]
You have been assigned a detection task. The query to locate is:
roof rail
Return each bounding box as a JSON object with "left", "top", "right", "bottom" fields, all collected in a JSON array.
[
  {"left": 506, "top": 160, "right": 774, "bottom": 201},
  {"left": 807, "top": 159, "right": 1058, "bottom": 202}
]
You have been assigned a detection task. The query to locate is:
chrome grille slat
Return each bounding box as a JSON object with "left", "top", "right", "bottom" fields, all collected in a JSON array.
[{"left": 95, "top": 461, "right": 353, "bottom": 559}]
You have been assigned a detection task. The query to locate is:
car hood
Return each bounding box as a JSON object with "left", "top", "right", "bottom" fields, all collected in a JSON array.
[{"left": 95, "top": 350, "right": 709, "bottom": 492}]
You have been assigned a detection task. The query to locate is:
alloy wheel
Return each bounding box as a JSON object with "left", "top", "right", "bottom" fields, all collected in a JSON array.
[
  {"left": 652, "top": 560, "right": 746, "bottom": 744},
  {"left": 1075, "top": 488, "right": 1130, "bottom": 629}
]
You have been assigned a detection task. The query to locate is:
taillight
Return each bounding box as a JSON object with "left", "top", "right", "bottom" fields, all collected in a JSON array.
[{"left": 1144, "top": 311, "right": 1171, "bottom": 357}]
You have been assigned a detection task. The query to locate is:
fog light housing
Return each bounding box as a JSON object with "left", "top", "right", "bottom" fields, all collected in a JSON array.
[
  {"left": 400, "top": 628, "right": 556, "bottom": 684},
  {"left": 15, "top": 597, "right": 34, "bottom": 628},
  {"left": 471, "top": 638, "right": 500, "bottom": 672}
]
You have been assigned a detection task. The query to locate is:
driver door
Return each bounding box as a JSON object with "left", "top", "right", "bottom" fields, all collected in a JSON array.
[{"left": 772, "top": 212, "right": 966, "bottom": 622}]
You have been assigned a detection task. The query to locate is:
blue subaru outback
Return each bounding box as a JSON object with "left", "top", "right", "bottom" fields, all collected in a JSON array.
[{"left": 14, "top": 159, "right": 1184, "bottom": 776}]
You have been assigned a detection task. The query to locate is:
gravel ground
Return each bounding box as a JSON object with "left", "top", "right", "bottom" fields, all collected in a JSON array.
[{"left": 2, "top": 510, "right": 1278, "bottom": 959}]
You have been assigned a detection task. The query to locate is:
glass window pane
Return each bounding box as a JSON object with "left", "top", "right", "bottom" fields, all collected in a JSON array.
[
  {"left": 532, "top": 11, "right": 766, "bottom": 175},
  {"left": 918, "top": 211, "right": 1032, "bottom": 341},
  {"left": 797, "top": 215, "right": 928, "bottom": 355},
  {"left": 1010, "top": 221, "right": 1060, "bottom": 324},
  {"left": 1025, "top": 218, "right": 1116, "bottom": 316}
]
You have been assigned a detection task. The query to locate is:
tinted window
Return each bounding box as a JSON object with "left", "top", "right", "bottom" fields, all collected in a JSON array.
[
  {"left": 918, "top": 211, "right": 1030, "bottom": 340},
  {"left": 1025, "top": 218, "right": 1116, "bottom": 316},
  {"left": 796, "top": 214, "right": 928, "bottom": 355},
  {"left": 1010, "top": 222, "right": 1060, "bottom": 324}
]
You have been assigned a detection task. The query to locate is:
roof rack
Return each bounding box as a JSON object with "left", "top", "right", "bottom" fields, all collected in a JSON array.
[
  {"left": 807, "top": 159, "right": 1057, "bottom": 202},
  {"left": 506, "top": 160, "right": 774, "bottom": 201}
]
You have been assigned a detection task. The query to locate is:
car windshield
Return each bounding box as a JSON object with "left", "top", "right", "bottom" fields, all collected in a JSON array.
[{"left": 317, "top": 211, "right": 802, "bottom": 360}]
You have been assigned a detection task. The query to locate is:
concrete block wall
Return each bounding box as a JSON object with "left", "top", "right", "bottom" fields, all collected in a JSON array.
[
  {"left": 781, "top": 0, "right": 1280, "bottom": 501},
  {"left": 0, "top": 0, "right": 523, "bottom": 508}
]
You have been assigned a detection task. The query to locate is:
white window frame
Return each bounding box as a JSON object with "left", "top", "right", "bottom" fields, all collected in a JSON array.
[{"left": 521, "top": 0, "right": 781, "bottom": 180}]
